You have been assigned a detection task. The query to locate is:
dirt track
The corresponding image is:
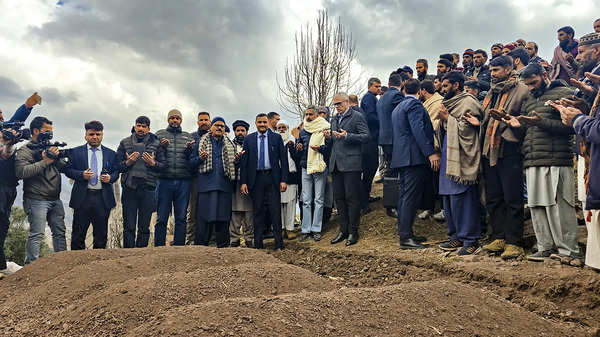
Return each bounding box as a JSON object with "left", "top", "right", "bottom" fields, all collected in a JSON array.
[{"left": 1, "top": 185, "right": 599, "bottom": 336}]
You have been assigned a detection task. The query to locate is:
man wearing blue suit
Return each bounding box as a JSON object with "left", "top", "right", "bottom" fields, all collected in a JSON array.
[
  {"left": 391, "top": 79, "right": 440, "bottom": 249},
  {"left": 65, "top": 121, "right": 119, "bottom": 250},
  {"left": 377, "top": 73, "right": 406, "bottom": 177},
  {"left": 240, "top": 113, "right": 289, "bottom": 251}
]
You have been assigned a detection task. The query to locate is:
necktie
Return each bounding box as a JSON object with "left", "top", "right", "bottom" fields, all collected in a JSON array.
[
  {"left": 90, "top": 147, "right": 99, "bottom": 186},
  {"left": 259, "top": 134, "right": 265, "bottom": 170}
]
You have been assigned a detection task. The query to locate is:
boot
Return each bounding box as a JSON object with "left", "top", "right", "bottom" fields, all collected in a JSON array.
[
  {"left": 501, "top": 244, "right": 524, "bottom": 260},
  {"left": 482, "top": 239, "right": 505, "bottom": 253}
]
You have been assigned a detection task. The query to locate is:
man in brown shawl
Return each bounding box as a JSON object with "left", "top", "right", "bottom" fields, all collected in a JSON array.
[
  {"left": 479, "top": 56, "right": 530, "bottom": 260},
  {"left": 436, "top": 71, "right": 483, "bottom": 255}
]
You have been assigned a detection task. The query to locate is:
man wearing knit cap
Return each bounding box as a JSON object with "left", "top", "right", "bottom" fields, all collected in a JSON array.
[
  {"left": 154, "top": 109, "right": 194, "bottom": 246},
  {"left": 462, "top": 49, "right": 474, "bottom": 76},
  {"left": 230, "top": 119, "right": 253, "bottom": 247},
  {"left": 491, "top": 43, "right": 503, "bottom": 59}
]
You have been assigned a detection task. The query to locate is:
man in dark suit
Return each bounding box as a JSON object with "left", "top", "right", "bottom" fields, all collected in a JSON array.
[
  {"left": 391, "top": 79, "right": 440, "bottom": 249},
  {"left": 359, "top": 78, "right": 382, "bottom": 214},
  {"left": 240, "top": 113, "right": 289, "bottom": 251},
  {"left": 327, "top": 93, "right": 370, "bottom": 246},
  {"left": 377, "top": 73, "right": 406, "bottom": 177},
  {"left": 64, "top": 121, "right": 119, "bottom": 250}
]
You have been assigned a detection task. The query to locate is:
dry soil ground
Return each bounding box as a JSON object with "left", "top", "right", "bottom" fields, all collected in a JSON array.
[{"left": 1, "top": 184, "right": 599, "bottom": 336}]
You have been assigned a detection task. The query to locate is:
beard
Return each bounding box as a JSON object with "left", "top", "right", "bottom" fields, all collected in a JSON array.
[
  {"left": 580, "top": 58, "right": 598, "bottom": 75},
  {"left": 444, "top": 89, "right": 457, "bottom": 100},
  {"left": 530, "top": 80, "right": 548, "bottom": 98},
  {"left": 234, "top": 134, "right": 245, "bottom": 144},
  {"left": 491, "top": 74, "right": 509, "bottom": 84},
  {"left": 559, "top": 39, "right": 570, "bottom": 50}
]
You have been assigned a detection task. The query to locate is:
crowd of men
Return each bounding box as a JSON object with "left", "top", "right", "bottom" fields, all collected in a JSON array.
[{"left": 1, "top": 20, "right": 600, "bottom": 275}]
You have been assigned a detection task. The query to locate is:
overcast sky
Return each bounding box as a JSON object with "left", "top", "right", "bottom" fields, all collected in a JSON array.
[{"left": 1, "top": 0, "right": 598, "bottom": 150}]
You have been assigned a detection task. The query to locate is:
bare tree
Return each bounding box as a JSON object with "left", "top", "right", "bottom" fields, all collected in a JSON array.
[{"left": 277, "top": 10, "right": 363, "bottom": 119}]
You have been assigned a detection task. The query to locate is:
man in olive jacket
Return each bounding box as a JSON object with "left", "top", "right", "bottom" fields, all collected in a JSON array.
[
  {"left": 503, "top": 63, "right": 580, "bottom": 262},
  {"left": 154, "top": 109, "right": 194, "bottom": 246}
]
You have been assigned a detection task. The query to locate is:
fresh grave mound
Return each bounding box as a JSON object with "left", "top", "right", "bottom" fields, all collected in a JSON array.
[{"left": 0, "top": 247, "right": 589, "bottom": 337}]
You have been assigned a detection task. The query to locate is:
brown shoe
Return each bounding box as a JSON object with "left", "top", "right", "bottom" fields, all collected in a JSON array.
[
  {"left": 286, "top": 231, "right": 298, "bottom": 240},
  {"left": 501, "top": 244, "right": 524, "bottom": 260},
  {"left": 482, "top": 239, "right": 505, "bottom": 253}
]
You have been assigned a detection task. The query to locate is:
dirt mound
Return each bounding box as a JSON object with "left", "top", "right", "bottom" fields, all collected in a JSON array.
[{"left": 0, "top": 246, "right": 592, "bottom": 336}]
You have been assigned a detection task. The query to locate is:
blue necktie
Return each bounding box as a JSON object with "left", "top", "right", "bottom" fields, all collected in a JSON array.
[
  {"left": 259, "top": 134, "right": 265, "bottom": 170},
  {"left": 90, "top": 147, "right": 99, "bottom": 186}
]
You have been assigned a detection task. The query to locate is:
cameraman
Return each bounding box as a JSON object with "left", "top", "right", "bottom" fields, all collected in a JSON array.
[
  {"left": 0, "top": 128, "right": 18, "bottom": 275},
  {"left": 15, "top": 116, "right": 67, "bottom": 264}
]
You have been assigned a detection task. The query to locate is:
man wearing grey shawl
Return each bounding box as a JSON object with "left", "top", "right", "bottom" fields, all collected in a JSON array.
[{"left": 437, "top": 71, "right": 483, "bottom": 256}]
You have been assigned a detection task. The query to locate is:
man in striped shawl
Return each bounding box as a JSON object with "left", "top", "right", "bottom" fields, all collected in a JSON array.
[
  {"left": 437, "top": 71, "right": 483, "bottom": 256},
  {"left": 188, "top": 117, "right": 236, "bottom": 248}
]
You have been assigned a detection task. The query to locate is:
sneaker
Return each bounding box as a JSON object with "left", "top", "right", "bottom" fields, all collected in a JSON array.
[
  {"left": 0, "top": 262, "right": 23, "bottom": 276},
  {"left": 482, "top": 239, "right": 506, "bottom": 253},
  {"left": 439, "top": 240, "right": 463, "bottom": 251},
  {"left": 312, "top": 233, "right": 322, "bottom": 241},
  {"left": 526, "top": 250, "right": 553, "bottom": 262},
  {"left": 457, "top": 245, "right": 480, "bottom": 256},
  {"left": 433, "top": 210, "right": 445, "bottom": 221},
  {"left": 300, "top": 234, "right": 311, "bottom": 242},
  {"left": 501, "top": 244, "right": 525, "bottom": 260},
  {"left": 418, "top": 210, "right": 431, "bottom": 220}
]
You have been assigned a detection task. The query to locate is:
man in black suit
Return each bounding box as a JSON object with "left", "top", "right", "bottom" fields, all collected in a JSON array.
[
  {"left": 64, "top": 121, "right": 119, "bottom": 250},
  {"left": 326, "top": 93, "right": 370, "bottom": 246},
  {"left": 240, "top": 113, "right": 289, "bottom": 250}
]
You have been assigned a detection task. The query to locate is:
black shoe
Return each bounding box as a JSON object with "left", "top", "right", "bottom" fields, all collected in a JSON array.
[
  {"left": 230, "top": 241, "right": 240, "bottom": 247},
  {"left": 245, "top": 241, "right": 253, "bottom": 248},
  {"left": 399, "top": 238, "right": 425, "bottom": 250},
  {"left": 264, "top": 231, "right": 274, "bottom": 239},
  {"left": 300, "top": 233, "right": 311, "bottom": 242},
  {"left": 439, "top": 240, "right": 463, "bottom": 251},
  {"left": 457, "top": 244, "right": 480, "bottom": 256},
  {"left": 345, "top": 233, "right": 359, "bottom": 246},
  {"left": 414, "top": 235, "right": 427, "bottom": 242},
  {"left": 369, "top": 196, "right": 381, "bottom": 203},
  {"left": 312, "top": 233, "right": 322, "bottom": 241},
  {"left": 331, "top": 232, "right": 347, "bottom": 244},
  {"left": 386, "top": 208, "right": 398, "bottom": 218}
]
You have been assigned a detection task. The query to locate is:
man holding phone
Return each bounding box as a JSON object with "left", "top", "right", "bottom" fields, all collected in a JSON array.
[{"left": 115, "top": 116, "right": 166, "bottom": 248}]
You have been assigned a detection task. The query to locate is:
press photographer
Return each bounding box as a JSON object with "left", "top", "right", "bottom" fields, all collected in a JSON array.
[
  {"left": 15, "top": 116, "right": 67, "bottom": 264},
  {"left": 0, "top": 126, "right": 19, "bottom": 275}
]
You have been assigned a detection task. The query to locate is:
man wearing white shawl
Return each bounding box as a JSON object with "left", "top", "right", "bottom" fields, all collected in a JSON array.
[
  {"left": 277, "top": 120, "right": 300, "bottom": 239},
  {"left": 296, "top": 106, "right": 331, "bottom": 241}
]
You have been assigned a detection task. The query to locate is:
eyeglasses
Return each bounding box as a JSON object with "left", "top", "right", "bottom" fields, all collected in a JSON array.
[
  {"left": 213, "top": 124, "right": 225, "bottom": 129},
  {"left": 333, "top": 102, "right": 343, "bottom": 106}
]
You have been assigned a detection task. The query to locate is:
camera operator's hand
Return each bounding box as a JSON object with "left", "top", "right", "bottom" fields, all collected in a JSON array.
[
  {"left": 42, "top": 150, "right": 55, "bottom": 164},
  {"left": 25, "top": 92, "right": 42, "bottom": 108},
  {"left": 100, "top": 173, "right": 111, "bottom": 183},
  {"left": 125, "top": 152, "right": 140, "bottom": 166},
  {"left": 83, "top": 168, "right": 95, "bottom": 181}
]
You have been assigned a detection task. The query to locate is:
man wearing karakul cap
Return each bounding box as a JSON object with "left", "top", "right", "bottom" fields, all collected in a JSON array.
[{"left": 229, "top": 120, "right": 254, "bottom": 247}]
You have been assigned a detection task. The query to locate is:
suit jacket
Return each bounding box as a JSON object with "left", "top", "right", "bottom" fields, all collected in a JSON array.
[
  {"left": 390, "top": 96, "right": 435, "bottom": 168},
  {"left": 64, "top": 144, "right": 119, "bottom": 210},
  {"left": 377, "top": 87, "right": 405, "bottom": 145},
  {"left": 240, "top": 130, "right": 289, "bottom": 190},
  {"left": 360, "top": 91, "right": 379, "bottom": 142},
  {"left": 328, "top": 108, "right": 369, "bottom": 172}
]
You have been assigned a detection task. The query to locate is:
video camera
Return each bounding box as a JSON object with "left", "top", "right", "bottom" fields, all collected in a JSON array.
[
  {"left": 0, "top": 121, "right": 31, "bottom": 143},
  {"left": 27, "top": 131, "right": 69, "bottom": 160}
]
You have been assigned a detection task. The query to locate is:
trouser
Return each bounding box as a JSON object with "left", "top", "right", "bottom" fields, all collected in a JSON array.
[
  {"left": 281, "top": 200, "right": 296, "bottom": 231},
  {"left": 422, "top": 169, "right": 439, "bottom": 212},
  {"left": 301, "top": 168, "right": 326, "bottom": 234},
  {"left": 155, "top": 179, "right": 190, "bottom": 246},
  {"left": 122, "top": 186, "right": 155, "bottom": 248},
  {"left": 195, "top": 214, "right": 229, "bottom": 248},
  {"left": 483, "top": 156, "right": 524, "bottom": 246},
  {"left": 528, "top": 167, "right": 579, "bottom": 256},
  {"left": 71, "top": 190, "right": 110, "bottom": 250},
  {"left": 397, "top": 165, "right": 428, "bottom": 239},
  {"left": 185, "top": 177, "right": 198, "bottom": 245},
  {"left": 332, "top": 170, "right": 362, "bottom": 235},
  {"left": 361, "top": 140, "right": 379, "bottom": 210},
  {"left": 0, "top": 185, "right": 17, "bottom": 270},
  {"left": 443, "top": 185, "right": 481, "bottom": 247},
  {"left": 585, "top": 208, "right": 600, "bottom": 270},
  {"left": 230, "top": 211, "right": 254, "bottom": 243},
  {"left": 252, "top": 171, "right": 284, "bottom": 249},
  {"left": 23, "top": 198, "right": 67, "bottom": 264},
  {"left": 381, "top": 145, "right": 394, "bottom": 178}
]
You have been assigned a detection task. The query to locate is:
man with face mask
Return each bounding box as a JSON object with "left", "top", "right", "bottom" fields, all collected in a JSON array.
[
  {"left": 499, "top": 62, "right": 580, "bottom": 264},
  {"left": 480, "top": 55, "right": 530, "bottom": 260},
  {"left": 550, "top": 26, "right": 580, "bottom": 82},
  {"left": 186, "top": 111, "right": 211, "bottom": 244},
  {"left": 229, "top": 120, "right": 253, "bottom": 247},
  {"left": 15, "top": 116, "right": 68, "bottom": 263},
  {"left": 436, "top": 71, "right": 483, "bottom": 255},
  {"left": 115, "top": 116, "right": 166, "bottom": 248},
  {"left": 154, "top": 109, "right": 194, "bottom": 246}
]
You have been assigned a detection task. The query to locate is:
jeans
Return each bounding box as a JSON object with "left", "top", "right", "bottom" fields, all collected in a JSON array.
[
  {"left": 154, "top": 179, "right": 190, "bottom": 246},
  {"left": 122, "top": 186, "right": 155, "bottom": 248},
  {"left": 0, "top": 185, "right": 17, "bottom": 270},
  {"left": 301, "top": 168, "right": 326, "bottom": 234},
  {"left": 23, "top": 198, "right": 67, "bottom": 264}
]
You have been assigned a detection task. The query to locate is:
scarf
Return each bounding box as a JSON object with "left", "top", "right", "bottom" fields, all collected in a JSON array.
[
  {"left": 197, "top": 133, "right": 236, "bottom": 180},
  {"left": 442, "top": 92, "right": 482, "bottom": 185},
  {"left": 303, "top": 116, "right": 330, "bottom": 174},
  {"left": 278, "top": 121, "right": 297, "bottom": 173},
  {"left": 550, "top": 44, "right": 577, "bottom": 81},
  {"left": 482, "top": 76, "right": 518, "bottom": 166}
]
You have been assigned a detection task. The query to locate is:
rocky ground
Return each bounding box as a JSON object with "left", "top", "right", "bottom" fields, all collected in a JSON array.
[{"left": 1, "top": 184, "right": 599, "bottom": 336}]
